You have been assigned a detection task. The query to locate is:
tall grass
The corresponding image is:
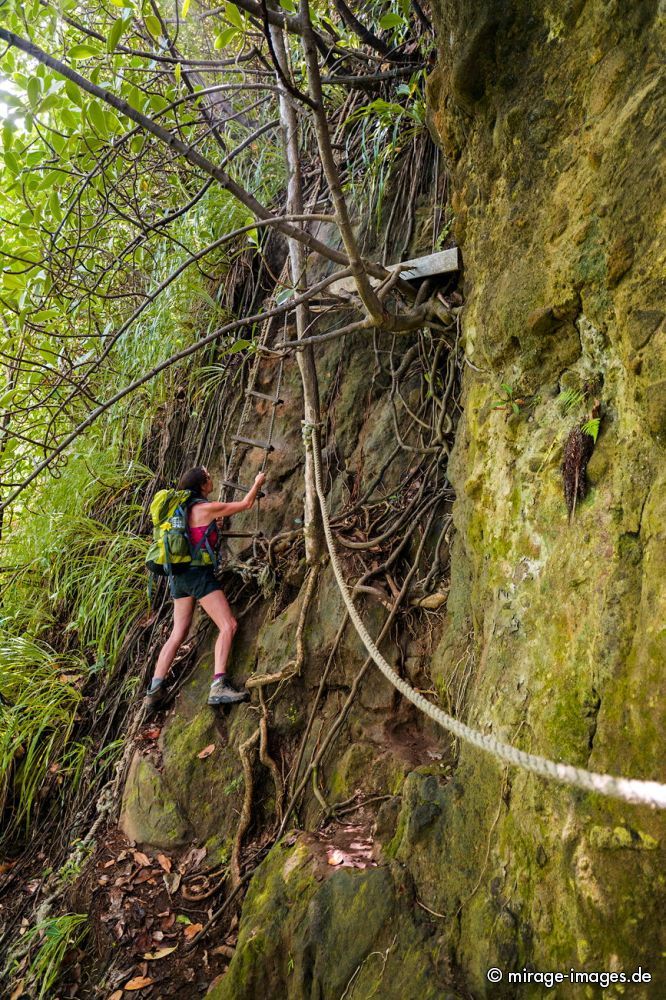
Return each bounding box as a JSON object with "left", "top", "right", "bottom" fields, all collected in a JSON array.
[
  {"left": 344, "top": 73, "right": 427, "bottom": 233},
  {"left": 10, "top": 913, "right": 88, "bottom": 999},
  {"left": 0, "top": 459, "right": 152, "bottom": 844},
  {"left": 0, "top": 635, "right": 84, "bottom": 840}
]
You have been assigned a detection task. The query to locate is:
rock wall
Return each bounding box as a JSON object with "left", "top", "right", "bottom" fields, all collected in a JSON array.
[
  {"left": 118, "top": 2, "right": 665, "bottom": 996},
  {"left": 421, "top": 0, "right": 665, "bottom": 993}
]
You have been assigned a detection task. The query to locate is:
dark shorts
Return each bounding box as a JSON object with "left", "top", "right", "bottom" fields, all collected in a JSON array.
[{"left": 171, "top": 566, "right": 222, "bottom": 601}]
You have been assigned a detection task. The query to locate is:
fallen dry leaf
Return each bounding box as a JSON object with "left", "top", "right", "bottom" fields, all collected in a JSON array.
[
  {"left": 179, "top": 845, "right": 206, "bottom": 873},
  {"left": 183, "top": 922, "right": 203, "bottom": 941},
  {"left": 156, "top": 854, "right": 172, "bottom": 873},
  {"left": 197, "top": 744, "right": 216, "bottom": 759},
  {"left": 143, "top": 726, "right": 161, "bottom": 740},
  {"left": 132, "top": 851, "right": 151, "bottom": 867},
  {"left": 327, "top": 849, "right": 345, "bottom": 866},
  {"left": 133, "top": 871, "right": 155, "bottom": 885},
  {"left": 163, "top": 871, "right": 182, "bottom": 894},
  {"left": 10, "top": 981, "right": 25, "bottom": 1000},
  {"left": 211, "top": 944, "right": 235, "bottom": 958},
  {"left": 123, "top": 976, "right": 153, "bottom": 990},
  {"left": 142, "top": 946, "right": 177, "bottom": 961},
  {"left": 108, "top": 992, "right": 123, "bottom": 1000}
]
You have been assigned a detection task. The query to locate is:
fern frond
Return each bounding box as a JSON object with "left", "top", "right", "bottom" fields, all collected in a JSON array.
[
  {"left": 559, "top": 388, "right": 584, "bottom": 413},
  {"left": 581, "top": 417, "right": 600, "bottom": 442}
]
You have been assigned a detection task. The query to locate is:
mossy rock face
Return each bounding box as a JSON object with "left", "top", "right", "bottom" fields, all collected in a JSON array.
[
  {"left": 206, "top": 834, "right": 460, "bottom": 1000},
  {"left": 119, "top": 752, "right": 191, "bottom": 848},
  {"left": 117, "top": 4, "right": 665, "bottom": 993},
  {"left": 160, "top": 699, "right": 256, "bottom": 850},
  {"left": 423, "top": 0, "right": 666, "bottom": 993}
]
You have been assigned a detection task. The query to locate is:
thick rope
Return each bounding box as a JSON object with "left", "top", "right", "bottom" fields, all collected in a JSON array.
[{"left": 303, "top": 422, "right": 666, "bottom": 810}]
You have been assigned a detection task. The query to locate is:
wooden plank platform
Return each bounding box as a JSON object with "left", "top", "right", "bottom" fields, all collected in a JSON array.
[{"left": 328, "top": 247, "right": 460, "bottom": 299}]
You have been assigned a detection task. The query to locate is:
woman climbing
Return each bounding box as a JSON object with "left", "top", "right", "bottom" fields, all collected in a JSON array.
[{"left": 145, "top": 465, "right": 266, "bottom": 709}]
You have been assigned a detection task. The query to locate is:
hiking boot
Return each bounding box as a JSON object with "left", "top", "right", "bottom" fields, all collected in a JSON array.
[
  {"left": 144, "top": 679, "right": 166, "bottom": 710},
  {"left": 207, "top": 677, "right": 249, "bottom": 706}
]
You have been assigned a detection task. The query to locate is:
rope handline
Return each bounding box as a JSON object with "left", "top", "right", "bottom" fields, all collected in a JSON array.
[{"left": 303, "top": 421, "right": 666, "bottom": 810}]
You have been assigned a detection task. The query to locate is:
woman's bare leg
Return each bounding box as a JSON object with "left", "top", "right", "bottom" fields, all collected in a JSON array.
[
  {"left": 153, "top": 596, "right": 195, "bottom": 681},
  {"left": 199, "top": 589, "right": 238, "bottom": 677}
]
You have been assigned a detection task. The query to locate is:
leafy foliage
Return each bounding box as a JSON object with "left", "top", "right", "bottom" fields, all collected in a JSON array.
[
  {"left": 11, "top": 912, "right": 87, "bottom": 999},
  {"left": 0, "top": 0, "right": 437, "bottom": 858},
  {"left": 581, "top": 416, "right": 600, "bottom": 442},
  {"left": 0, "top": 634, "right": 83, "bottom": 839},
  {"left": 491, "top": 383, "right": 524, "bottom": 415}
]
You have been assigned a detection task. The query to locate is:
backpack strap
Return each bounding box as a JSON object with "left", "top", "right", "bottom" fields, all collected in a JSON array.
[{"left": 163, "top": 530, "right": 177, "bottom": 596}]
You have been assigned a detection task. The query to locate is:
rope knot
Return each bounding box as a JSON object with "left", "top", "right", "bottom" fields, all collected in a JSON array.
[{"left": 301, "top": 420, "right": 315, "bottom": 446}]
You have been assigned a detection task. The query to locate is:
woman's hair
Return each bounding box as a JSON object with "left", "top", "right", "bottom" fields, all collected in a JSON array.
[{"left": 177, "top": 466, "right": 210, "bottom": 497}]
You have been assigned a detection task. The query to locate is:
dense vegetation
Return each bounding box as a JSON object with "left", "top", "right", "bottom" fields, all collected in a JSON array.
[{"left": 0, "top": 1, "right": 450, "bottom": 992}]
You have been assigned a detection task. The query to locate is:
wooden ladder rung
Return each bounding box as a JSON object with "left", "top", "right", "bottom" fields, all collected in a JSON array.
[
  {"left": 222, "top": 479, "right": 265, "bottom": 498},
  {"left": 246, "top": 389, "right": 283, "bottom": 404},
  {"left": 231, "top": 435, "right": 274, "bottom": 452},
  {"left": 219, "top": 530, "right": 265, "bottom": 538}
]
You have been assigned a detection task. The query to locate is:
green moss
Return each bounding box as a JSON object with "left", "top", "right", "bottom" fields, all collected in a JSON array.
[
  {"left": 588, "top": 826, "right": 659, "bottom": 851},
  {"left": 206, "top": 835, "right": 450, "bottom": 1000},
  {"left": 119, "top": 755, "right": 190, "bottom": 848}
]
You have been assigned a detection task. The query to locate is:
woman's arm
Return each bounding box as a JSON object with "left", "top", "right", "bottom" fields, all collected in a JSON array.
[{"left": 197, "top": 473, "right": 267, "bottom": 519}]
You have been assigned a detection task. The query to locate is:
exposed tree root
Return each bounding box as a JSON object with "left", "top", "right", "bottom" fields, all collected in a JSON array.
[
  {"left": 258, "top": 690, "right": 284, "bottom": 825},
  {"left": 245, "top": 556, "right": 322, "bottom": 689},
  {"left": 231, "top": 728, "right": 260, "bottom": 889}
]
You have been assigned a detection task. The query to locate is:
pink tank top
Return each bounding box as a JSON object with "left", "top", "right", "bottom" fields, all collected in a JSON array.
[{"left": 188, "top": 514, "right": 218, "bottom": 550}]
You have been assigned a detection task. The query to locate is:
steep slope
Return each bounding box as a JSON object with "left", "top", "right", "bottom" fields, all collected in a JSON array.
[{"left": 4, "top": 3, "right": 663, "bottom": 997}]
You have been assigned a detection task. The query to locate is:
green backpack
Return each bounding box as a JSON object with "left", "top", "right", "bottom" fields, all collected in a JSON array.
[{"left": 145, "top": 489, "right": 216, "bottom": 583}]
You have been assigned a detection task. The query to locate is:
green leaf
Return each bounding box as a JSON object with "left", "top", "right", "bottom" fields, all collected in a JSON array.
[
  {"left": 49, "top": 190, "right": 62, "bottom": 222},
  {"left": 227, "top": 339, "right": 251, "bottom": 353},
  {"left": 60, "top": 107, "right": 79, "bottom": 130},
  {"left": 174, "top": 62, "right": 182, "bottom": 84},
  {"left": 144, "top": 14, "right": 163, "bottom": 38},
  {"left": 214, "top": 27, "right": 238, "bottom": 49},
  {"left": 104, "top": 109, "right": 123, "bottom": 134},
  {"left": 4, "top": 150, "right": 20, "bottom": 174},
  {"left": 279, "top": 0, "right": 297, "bottom": 11},
  {"left": 2, "top": 125, "right": 14, "bottom": 150},
  {"left": 107, "top": 18, "right": 126, "bottom": 53},
  {"left": 181, "top": 0, "right": 191, "bottom": 16},
  {"left": 0, "top": 388, "right": 18, "bottom": 408},
  {"left": 581, "top": 417, "right": 600, "bottom": 443},
  {"left": 65, "top": 79, "right": 84, "bottom": 107},
  {"left": 68, "top": 44, "right": 101, "bottom": 60},
  {"left": 149, "top": 94, "right": 170, "bottom": 114},
  {"left": 27, "top": 76, "right": 42, "bottom": 109},
  {"left": 88, "top": 100, "right": 109, "bottom": 138},
  {"left": 225, "top": 2, "right": 244, "bottom": 29},
  {"left": 379, "top": 13, "right": 404, "bottom": 29},
  {"left": 40, "top": 94, "right": 61, "bottom": 112}
]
